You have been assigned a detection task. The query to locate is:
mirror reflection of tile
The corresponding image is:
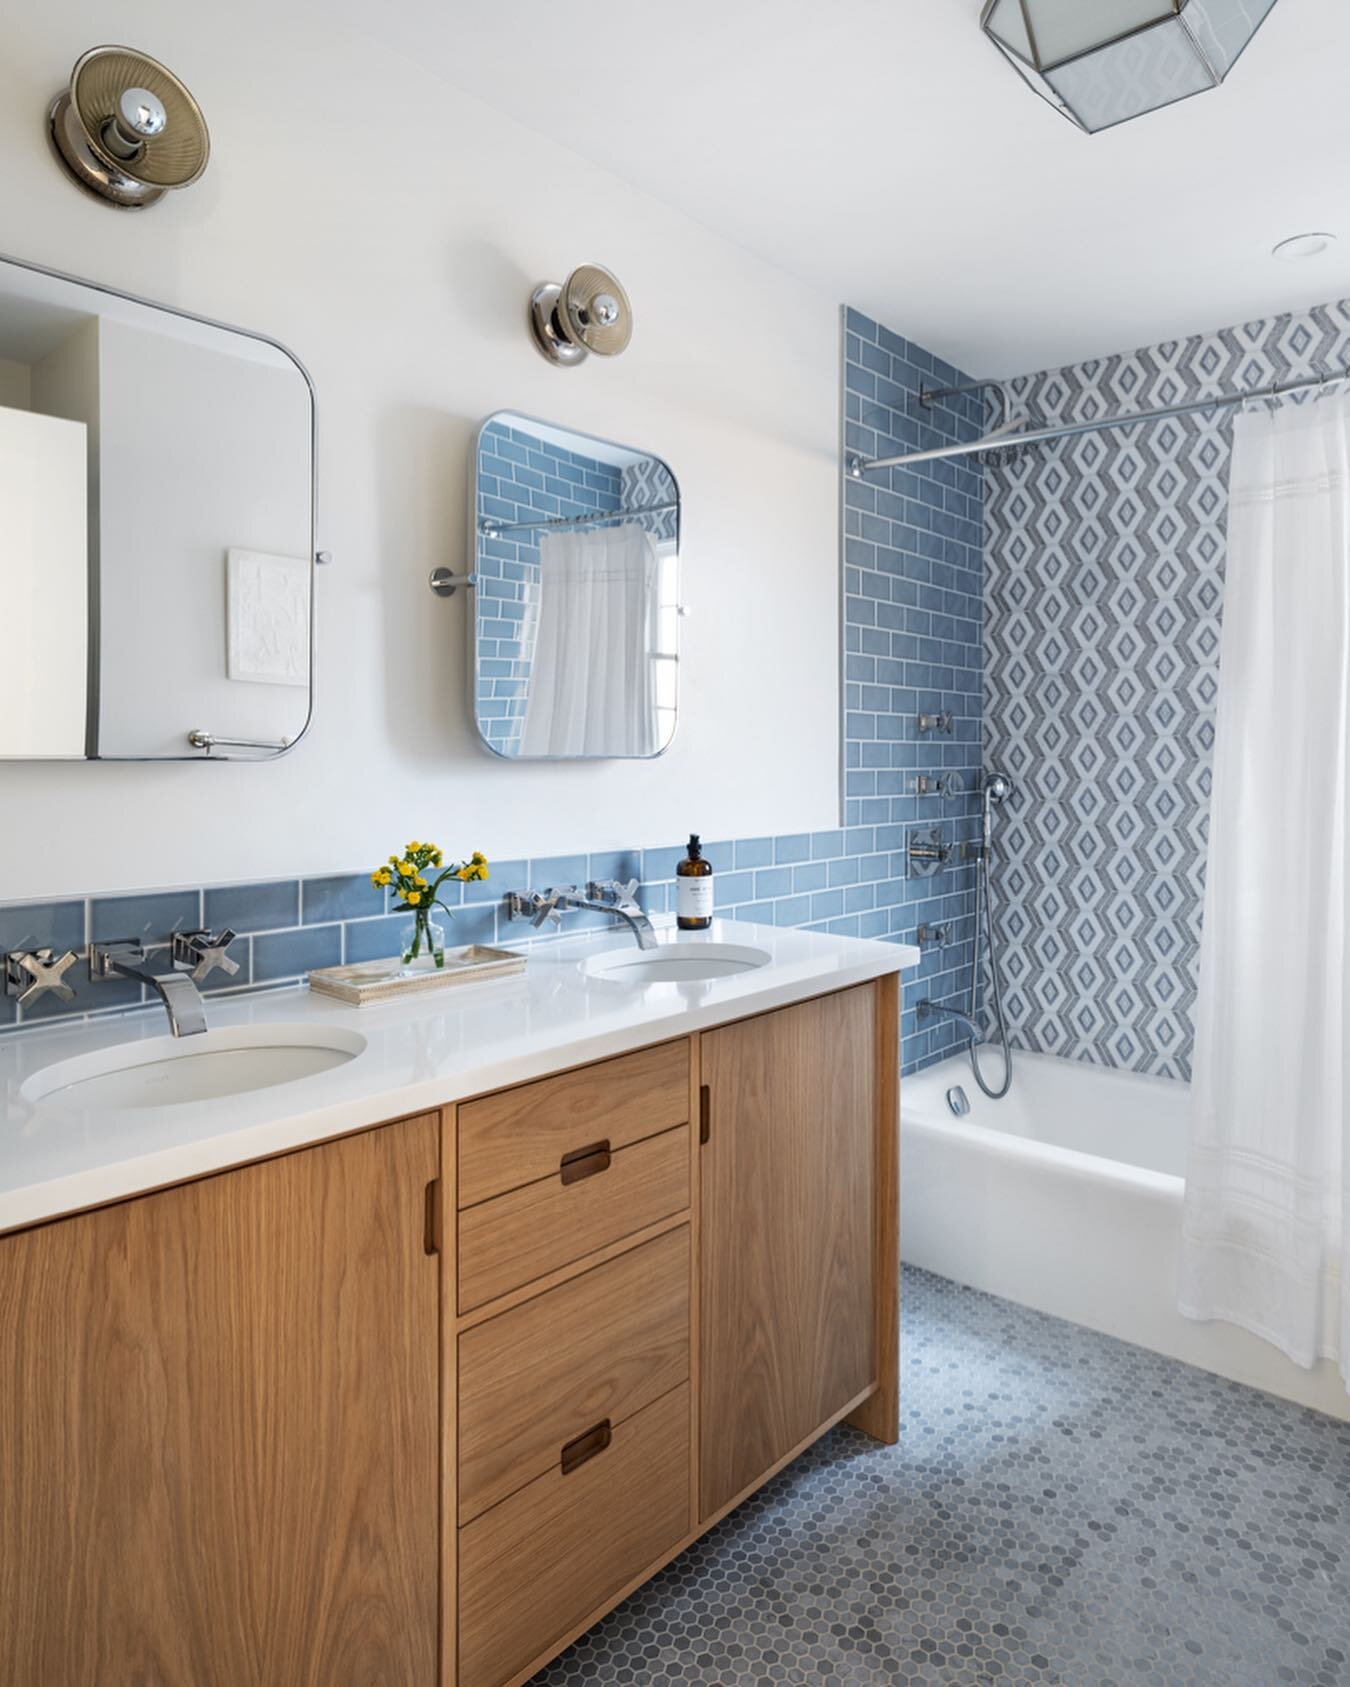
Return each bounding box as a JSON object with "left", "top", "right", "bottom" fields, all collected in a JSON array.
[{"left": 474, "top": 418, "right": 677, "bottom": 758}]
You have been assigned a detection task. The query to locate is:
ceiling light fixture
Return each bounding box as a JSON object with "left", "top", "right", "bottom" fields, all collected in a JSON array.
[
  {"left": 980, "top": 0, "right": 1282, "bottom": 134},
  {"left": 1271, "top": 233, "right": 1337, "bottom": 262}
]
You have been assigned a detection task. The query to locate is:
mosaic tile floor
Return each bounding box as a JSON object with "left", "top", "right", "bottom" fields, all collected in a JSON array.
[{"left": 532, "top": 1268, "right": 1350, "bottom": 1686}]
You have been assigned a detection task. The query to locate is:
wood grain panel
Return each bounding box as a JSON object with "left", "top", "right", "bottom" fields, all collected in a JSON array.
[
  {"left": 458, "top": 1227, "right": 689, "bottom": 1522},
  {"left": 847, "top": 970, "right": 901, "bottom": 1444},
  {"left": 699, "top": 984, "right": 877, "bottom": 1520},
  {"left": 457, "top": 1125, "right": 689, "bottom": 1312},
  {"left": 457, "top": 1039, "right": 689, "bottom": 1208},
  {"left": 0, "top": 1116, "right": 441, "bottom": 1687},
  {"left": 458, "top": 1384, "right": 690, "bottom": 1687}
]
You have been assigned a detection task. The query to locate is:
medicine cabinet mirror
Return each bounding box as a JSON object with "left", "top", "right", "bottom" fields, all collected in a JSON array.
[
  {"left": 0, "top": 252, "right": 315, "bottom": 761},
  {"left": 466, "top": 411, "right": 680, "bottom": 760}
]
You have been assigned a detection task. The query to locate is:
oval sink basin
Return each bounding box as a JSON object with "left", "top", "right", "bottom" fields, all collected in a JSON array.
[
  {"left": 580, "top": 940, "right": 772, "bottom": 987},
  {"left": 21, "top": 1024, "right": 367, "bottom": 1111}
]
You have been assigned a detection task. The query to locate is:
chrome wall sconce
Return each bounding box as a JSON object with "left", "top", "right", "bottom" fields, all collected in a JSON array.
[
  {"left": 49, "top": 45, "right": 209, "bottom": 208},
  {"left": 980, "top": 0, "right": 1281, "bottom": 133},
  {"left": 529, "top": 263, "right": 633, "bottom": 367}
]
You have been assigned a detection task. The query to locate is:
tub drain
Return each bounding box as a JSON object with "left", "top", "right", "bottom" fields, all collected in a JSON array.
[{"left": 946, "top": 1084, "right": 971, "bottom": 1117}]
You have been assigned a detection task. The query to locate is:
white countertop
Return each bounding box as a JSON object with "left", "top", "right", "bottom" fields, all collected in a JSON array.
[{"left": 0, "top": 919, "right": 917, "bottom": 1236}]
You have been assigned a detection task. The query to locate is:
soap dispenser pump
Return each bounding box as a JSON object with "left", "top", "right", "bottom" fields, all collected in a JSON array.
[{"left": 676, "top": 834, "right": 713, "bottom": 931}]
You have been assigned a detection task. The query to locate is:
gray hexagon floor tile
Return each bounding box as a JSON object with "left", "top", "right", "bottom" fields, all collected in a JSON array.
[{"left": 531, "top": 1267, "right": 1350, "bottom": 1686}]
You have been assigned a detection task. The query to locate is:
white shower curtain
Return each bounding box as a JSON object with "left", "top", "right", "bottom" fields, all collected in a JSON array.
[
  {"left": 1179, "top": 390, "right": 1350, "bottom": 1383},
  {"left": 520, "top": 522, "right": 659, "bottom": 759}
]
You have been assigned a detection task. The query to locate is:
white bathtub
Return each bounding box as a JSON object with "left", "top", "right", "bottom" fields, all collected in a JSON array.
[{"left": 901, "top": 1050, "right": 1350, "bottom": 1421}]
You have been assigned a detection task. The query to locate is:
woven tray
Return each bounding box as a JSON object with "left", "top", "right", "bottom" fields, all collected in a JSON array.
[{"left": 307, "top": 944, "right": 525, "bottom": 1005}]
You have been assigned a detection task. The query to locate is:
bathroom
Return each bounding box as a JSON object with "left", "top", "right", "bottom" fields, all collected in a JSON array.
[{"left": 1, "top": 2, "right": 1348, "bottom": 1682}]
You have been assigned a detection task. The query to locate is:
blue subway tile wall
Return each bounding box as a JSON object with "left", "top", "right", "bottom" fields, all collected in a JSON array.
[
  {"left": 475, "top": 420, "right": 623, "bottom": 756},
  {"left": 0, "top": 310, "right": 983, "bottom": 1077},
  {"left": 842, "top": 308, "right": 987, "bottom": 1069},
  {"left": 983, "top": 295, "right": 1350, "bottom": 1080}
]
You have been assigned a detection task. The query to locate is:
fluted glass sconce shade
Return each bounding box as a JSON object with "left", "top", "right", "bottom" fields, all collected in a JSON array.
[{"left": 981, "top": 0, "right": 1281, "bottom": 133}]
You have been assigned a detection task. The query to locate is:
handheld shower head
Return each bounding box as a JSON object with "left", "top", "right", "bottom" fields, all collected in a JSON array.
[{"left": 981, "top": 770, "right": 1014, "bottom": 851}]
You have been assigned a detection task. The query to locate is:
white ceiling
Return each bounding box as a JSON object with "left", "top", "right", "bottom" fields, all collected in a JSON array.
[{"left": 369, "top": 0, "right": 1350, "bottom": 380}]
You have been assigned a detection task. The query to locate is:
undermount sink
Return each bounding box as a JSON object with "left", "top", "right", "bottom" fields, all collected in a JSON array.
[
  {"left": 580, "top": 939, "right": 773, "bottom": 987},
  {"left": 20, "top": 1024, "right": 367, "bottom": 1111}
]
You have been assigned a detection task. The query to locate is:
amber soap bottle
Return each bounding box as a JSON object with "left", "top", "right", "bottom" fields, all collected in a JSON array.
[{"left": 676, "top": 834, "right": 713, "bottom": 930}]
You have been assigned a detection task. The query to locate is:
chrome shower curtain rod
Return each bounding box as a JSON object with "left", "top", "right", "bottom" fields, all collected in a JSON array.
[
  {"left": 479, "top": 501, "right": 677, "bottom": 539},
  {"left": 845, "top": 364, "right": 1350, "bottom": 478}
]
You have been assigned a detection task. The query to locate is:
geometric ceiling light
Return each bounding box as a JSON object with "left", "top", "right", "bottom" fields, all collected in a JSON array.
[
  {"left": 980, "top": 0, "right": 1281, "bottom": 134},
  {"left": 48, "top": 46, "right": 209, "bottom": 209}
]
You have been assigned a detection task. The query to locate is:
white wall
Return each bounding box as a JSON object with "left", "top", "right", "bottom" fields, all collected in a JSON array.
[
  {"left": 0, "top": 2, "right": 841, "bottom": 901},
  {"left": 95, "top": 318, "right": 312, "bottom": 758},
  {"left": 29, "top": 314, "right": 100, "bottom": 758},
  {"left": 0, "top": 356, "right": 29, "bottom": 409},
  {"left": 0, "top": 405, "right": 87, "bottom": 756}
]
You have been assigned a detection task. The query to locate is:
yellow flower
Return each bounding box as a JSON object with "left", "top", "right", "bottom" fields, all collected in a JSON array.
[
  {"left": 455, "top": 865, "right": 472, "bottom": 881},
  {"left": 407, "top": 840, "right": 420, "bottom": 852},
  {"left": 406, "top": 890, "right": 421, "bottom": 906},
  {"left": 416, "top": 874, "right": 427, "bottom": 886},
  {"left": 471, "top": 851, "right": 487, "bottom": 865},
  {"left": 398, "top": 859, "right": 413, "bottom": 876},
  {"left": 431, "top": 851, "right": 443, "bottom": 866},
  {"left": 370, "top": 871, "right": 382, "bottom": 888}
]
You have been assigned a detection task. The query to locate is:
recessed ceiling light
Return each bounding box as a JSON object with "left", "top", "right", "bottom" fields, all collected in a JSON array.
[{"left": 1272, "top": 232, "right": 1337, "bottom": 261}]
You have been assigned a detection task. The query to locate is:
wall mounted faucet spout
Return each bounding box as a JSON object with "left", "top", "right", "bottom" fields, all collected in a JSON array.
[
  {"left": 89, "top": 942, "right": 209, "bottom": 1037},
  {"left": 506, "top": 880, "right": 657, "bottom": 950}
]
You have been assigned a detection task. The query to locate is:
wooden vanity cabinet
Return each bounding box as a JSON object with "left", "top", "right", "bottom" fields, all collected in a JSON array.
[
  {"left": 446, "top": 975, "right": 898, "bottom": 1687},
  {"left": 699, "top": 981, "right": 890, "bottom": 1519},
  {"left": 0, "top": 1113, "right": 441, "bottom": 1687},
  {"left": 0, "top": 972, "right": 899, "bottom": 1687}
]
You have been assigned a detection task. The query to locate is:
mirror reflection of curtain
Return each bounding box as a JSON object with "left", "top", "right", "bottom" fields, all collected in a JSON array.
[{"left": 520, "top": 522, "right": 659, "bottom": 758}]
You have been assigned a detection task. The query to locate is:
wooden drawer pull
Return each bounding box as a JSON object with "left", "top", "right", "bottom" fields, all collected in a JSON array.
[
  {"left": 560, "top": 1419, "right": 612, "bottom": 1475},
  {"left": 559, "top": 1140, "right": 612, "bottom": 1185}
]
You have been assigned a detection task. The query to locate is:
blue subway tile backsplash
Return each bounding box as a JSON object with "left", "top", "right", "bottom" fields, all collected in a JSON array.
[
  {"left": 0, "top": 307, "right": 984, "bottom": 1077},
  {"left": 204, "top": 880, "right": 300, "bottom": 935},
  {"left": 91, "top": 890, "right": 201, "bottom": 945},
  {"left": 301, "top": 873, "right": 387, "bottom": 925}
]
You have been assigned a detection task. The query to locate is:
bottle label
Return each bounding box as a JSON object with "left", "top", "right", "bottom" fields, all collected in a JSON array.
[{"left": 677, "top": 876, "right": 714, "bottom": 921}]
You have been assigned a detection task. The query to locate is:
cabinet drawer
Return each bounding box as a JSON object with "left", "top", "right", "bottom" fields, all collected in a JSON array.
[
  {"left": 458, "top": 1124, "right": 689, "bottom": 1311},
  {"left": 458, "top": 1383, "right": 690, "bottom": 1687},
  {"left": 458, "top": 1226, "right": 689, "bottom": 1523},
  {"left": 457, "top": 1039, "right": 689, "bottom": 1208}
]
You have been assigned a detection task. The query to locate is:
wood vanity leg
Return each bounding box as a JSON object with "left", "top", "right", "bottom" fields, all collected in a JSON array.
[
  {"left": 688, "top": 1034, "right": 703, "bottom": 1532},
  {"left": 846, "top": 970, "right": 900, "bottom": 1444},
  {"left": 441, "top": 1105, "right": 459, "bottom": 1687}
]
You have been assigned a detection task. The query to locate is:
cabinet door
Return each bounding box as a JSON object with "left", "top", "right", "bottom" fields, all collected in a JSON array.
[
  {"left": 0, "top": 1116, "right": 441, "bottom": 1687},
  {"left": 700, "top": 984, "right": 878, "bottom": 1520}
]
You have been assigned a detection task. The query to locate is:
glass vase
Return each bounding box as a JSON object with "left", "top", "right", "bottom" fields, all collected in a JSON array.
[{"left": 401, "top": 913, "right": 447, "bottom": 972}]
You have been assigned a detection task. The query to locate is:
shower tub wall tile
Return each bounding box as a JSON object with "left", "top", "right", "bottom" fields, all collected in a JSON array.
[{"left": 983, "top": 292, "right": 1350, "bottom": 1078}]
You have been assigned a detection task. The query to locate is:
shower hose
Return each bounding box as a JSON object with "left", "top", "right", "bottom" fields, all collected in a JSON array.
[{"left": 969, "top": 843, "right": 1013, "bottom": 1099}]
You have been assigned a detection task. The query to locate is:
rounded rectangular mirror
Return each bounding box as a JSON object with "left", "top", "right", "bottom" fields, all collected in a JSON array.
[
  {"left": 468, "top": 411, "right": 680, "bottom": 760},
  {"left": 0, "top": 252, "right": 315, "bottom": 761}
]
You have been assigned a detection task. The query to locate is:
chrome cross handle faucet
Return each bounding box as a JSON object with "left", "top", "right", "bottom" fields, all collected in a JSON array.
[
  {"left": 506, "top": 889, "right": 565, "bottom": 930},
  {"left": 3, "top": 948, "right": 80, "bottom": 1008},
  {"left": 90, "top": 940, "right": 210, "bottom": 1037},
  {"left": 570, "top": 879, "right": 657, "bottom": 951},
  {"left": 172, "top": 928, "right": 241, "bottom": 984},
  {"left": 506, "top": 879, "right": 657, "bottom": 951}
]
